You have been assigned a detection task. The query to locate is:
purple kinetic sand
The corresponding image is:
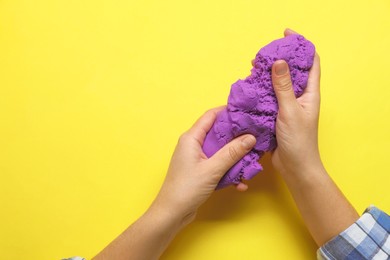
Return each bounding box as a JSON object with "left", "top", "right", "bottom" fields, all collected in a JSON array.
[{"left": 202, "top": 34, "right": 315, "bottom": 189}]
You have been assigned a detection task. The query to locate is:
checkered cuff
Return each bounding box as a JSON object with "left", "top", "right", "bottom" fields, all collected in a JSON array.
[{"left": 317, "top": 205, "right": 390, "bottom": 260}]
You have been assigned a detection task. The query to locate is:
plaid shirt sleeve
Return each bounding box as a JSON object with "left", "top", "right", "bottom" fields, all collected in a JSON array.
[{"left": 317, "top": 205, "right": 390, "bottom": 260}]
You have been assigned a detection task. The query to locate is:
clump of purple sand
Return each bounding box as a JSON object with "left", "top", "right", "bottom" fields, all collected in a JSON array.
[{"left": 202, "top": 34, "right": 315, "bottom": 189}]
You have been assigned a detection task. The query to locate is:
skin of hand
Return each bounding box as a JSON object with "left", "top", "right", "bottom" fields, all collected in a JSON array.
[
  {"left": 94, "top": 29, "right": 359, "bottom": 260},
  {"left": 152, "top": 107, "right": 256, "bottom": 226},
  {"left": 271, "top": 36, "right": 321, "bottom": 176},
  {"left": 93, "top": 108, "right": 256, "bottom": 260},
  {"left": 270, "top": 28, "right": 359, "bottom": 246}
]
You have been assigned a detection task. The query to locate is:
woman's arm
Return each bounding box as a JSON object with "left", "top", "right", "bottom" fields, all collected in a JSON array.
[
  {"left": 270, "top": 29, "right": 359, "bottom": 246},
  {"left": 92, "top": 203, "right": 185, "bottom": 260},
  {"left": 92, "top": 107, "right": 257, "bottom": 260}
]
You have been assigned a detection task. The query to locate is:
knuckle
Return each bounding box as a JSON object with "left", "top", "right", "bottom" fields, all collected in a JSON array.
[
  {"left": 228, "top": 146, "right": 239, "bottom": 162},
  {"left": 178, "top": 132, "right": 189, "bottom": 143},
  {"left": 204, "top": 108, "right": 215, "bottom": 116},
  {"left": 205, "top": 108, "right": 214, "bottom": 114},
  {"left": 276, "top": 77, "right": 293, "bottom": 92}
]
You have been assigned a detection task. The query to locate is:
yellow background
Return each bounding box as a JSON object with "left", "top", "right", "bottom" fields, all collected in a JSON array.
[{"left": 1, "top": 0, "right": 389, "bottom": 259}]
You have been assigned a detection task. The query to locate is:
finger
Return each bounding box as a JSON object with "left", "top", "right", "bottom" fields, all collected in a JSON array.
[
  {"left": 235, "top": 182, "right": 248, "bottom": 192},
  {"left": 207, "top": 134, "right": 256, "bottom": 176},
  {"left": 298, "top": 53, "right": 321, "bottom": 111},
  {"left": 271, "top": 60, "right": 298, "bottom": 110},
  {"left": 306, "top": 53, "right": 321, "bottom": 95},
  {"left": 187, "top": 106, "right": 226, "bottom": 146},
  {"left": 284, "top": 28, "right": 299, "bottom": 37}
]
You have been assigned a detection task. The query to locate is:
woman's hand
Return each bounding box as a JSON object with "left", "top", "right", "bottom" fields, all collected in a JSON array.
[
  {"left": 271, "top": 29, "right": 322, "bottom": 177},
  {"left": 270, "top": 29, "right": 359, "bottom": 247},
  {"left": 94, "top": 107, "right": 256, "bottom": 260},
  {"left": 152, "top": 107, "right": 256, "bottom": 227}
]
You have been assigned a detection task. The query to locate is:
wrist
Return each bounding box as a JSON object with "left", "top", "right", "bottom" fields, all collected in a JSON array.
[
  {"left": 278, "top": 156, "right": 325, "bottom": 182},
  {"left": 149, "top": 198, "right": 196, "bottom": 231}
]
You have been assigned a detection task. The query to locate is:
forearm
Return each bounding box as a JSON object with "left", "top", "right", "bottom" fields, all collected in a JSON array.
[
  {"left": 279, "top": 161, "right": 359, "bottom": 246},
  {"left": 93, "top": 204, "right": 185, "bottom": 260}
]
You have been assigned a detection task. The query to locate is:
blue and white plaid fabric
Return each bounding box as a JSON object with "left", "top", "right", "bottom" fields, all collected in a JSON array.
[{"left": 318, "top": 205, "right": 390, "bottom": 260}]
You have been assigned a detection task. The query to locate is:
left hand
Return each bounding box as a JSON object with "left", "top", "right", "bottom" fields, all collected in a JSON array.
[
  {"left": 93, "top": 107, "right": 255, "bottom": 260},
  {"left": 152, "top": 106, "right": 256, "bottom": 227}
]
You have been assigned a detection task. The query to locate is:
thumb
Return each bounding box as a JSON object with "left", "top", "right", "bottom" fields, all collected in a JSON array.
[
  {"left": 272, "top": 60, "right": 297, "bottom": 110},
  {"left": 207, "top": 134, "right": 256, "bottom": 175}
]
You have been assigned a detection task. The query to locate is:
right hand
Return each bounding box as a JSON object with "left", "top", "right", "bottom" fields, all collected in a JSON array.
[{"left": 271, "top": 29, "right": 322, "bottom": 176}]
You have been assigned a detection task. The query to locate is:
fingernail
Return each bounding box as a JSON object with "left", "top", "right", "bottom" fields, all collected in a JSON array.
[
  {"left": 286, "top": 28, "right": 298, "bottom": 34},
  {"left": 241, "top": 135, "right": 256, "bottom": 149},
  {"left": 275, "top": 61, "right": 288, "bottom": 76}
]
